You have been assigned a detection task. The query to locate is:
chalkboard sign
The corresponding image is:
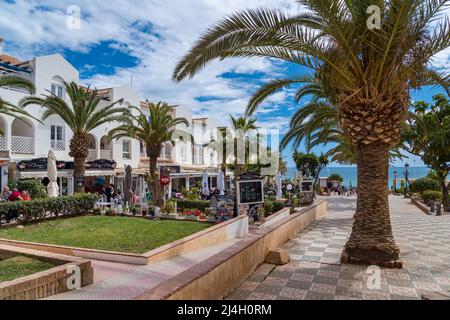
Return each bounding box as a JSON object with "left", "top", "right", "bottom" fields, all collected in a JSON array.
[
  {"left": 238, "top": 181, "right": 263, "bottom": 204},
  {"left": 85, "top": 159, "right": 117, "bottom": 170}
]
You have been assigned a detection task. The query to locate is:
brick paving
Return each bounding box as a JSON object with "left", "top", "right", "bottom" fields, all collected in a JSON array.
[{"left": 227, "top": 196, "right": 450, "bottom": 300}]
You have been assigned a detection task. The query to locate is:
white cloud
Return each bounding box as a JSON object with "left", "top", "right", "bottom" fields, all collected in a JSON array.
[{"left": 0, "top": 0, "right": 297, "bottom": 127}]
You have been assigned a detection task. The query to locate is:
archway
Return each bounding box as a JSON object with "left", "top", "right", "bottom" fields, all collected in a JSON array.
[
  {"left": 11, "top": 118, "right": 34, "bottom": 154},
  {"left": 100, "top": 136, "right": 112, "bottom": 160},
  {"left": 0, "top": 116, "right": 7, "bottom": 151}
]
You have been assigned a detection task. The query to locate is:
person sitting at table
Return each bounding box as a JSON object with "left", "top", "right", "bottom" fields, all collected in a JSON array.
[
  {"left": 21, "top": 191, "right": 32, "bottom": 201},
  {"left": 1, "top": 186, "right": 11, "bottom": 202}
]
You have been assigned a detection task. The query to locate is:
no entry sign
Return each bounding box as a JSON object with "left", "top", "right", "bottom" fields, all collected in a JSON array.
[{"left": 160, "top": 176, "right": 170, "bottom": 186}]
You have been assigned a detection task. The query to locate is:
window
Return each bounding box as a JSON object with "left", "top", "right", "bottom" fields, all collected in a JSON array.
[
  {"left": 140, "top": 142, "right": 145, "bottom": 155},
  {"left": 51, "top": 84, "right": 64, "bottom": 98},
  {"left": 122, "top": 140, "right": 131, "bottom": 159},
  {"left": 50, "top": 125, "right": 64, "bottom": 150}
]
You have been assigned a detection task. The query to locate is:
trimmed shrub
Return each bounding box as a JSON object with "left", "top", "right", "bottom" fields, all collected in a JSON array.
[
  {"left": 410, "top": 178, "right": 441, "bottom": 195},
  {"left": 173, "top": 199, "right": 209, "bottom": 212},
  {"left": 9, "top": 179, "right": 47, "bottom": 199},
  {"left": 422, "top": 190, "right": 443, "bottom": 204},
  {"left": 264, "top": 200, "right": 286, "bottom": 217},
  {"left": 0, "top": 194, "right": 98, "bottom": 225}
]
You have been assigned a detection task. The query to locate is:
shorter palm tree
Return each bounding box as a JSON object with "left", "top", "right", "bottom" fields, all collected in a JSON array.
[
  {"left": 21, "top": 82, "right": 128, "bottom": 192},
  {"left": 108, "top": 101, "right": 190, "bottom": 207},
  {"left": 0, "top": 75, "right": 38, "bottom": 135},
  {"left": 229, "top": 115, "right": 259, "bottom": 177}
]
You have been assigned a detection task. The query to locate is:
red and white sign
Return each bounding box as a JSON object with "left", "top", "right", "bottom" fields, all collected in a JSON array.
[{"left": 160, "top": 176, "right": 170, "bottom": 186}]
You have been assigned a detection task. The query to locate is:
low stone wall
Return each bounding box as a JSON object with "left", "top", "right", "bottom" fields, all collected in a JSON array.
[
  {"left": 0, "top": 244, "right": 93, "bottom": 300},
  {"left": 411, "top": 198, "right": 429, "bottom": 214},
  {"left": 259, "top": 208, "right": 290, "bottom": 229},
  {"left": 135, "top": 199, "right": 327, "bottom": 300},
  {"left": 143, "top": 214, "right": 249, "bottom": 263}
]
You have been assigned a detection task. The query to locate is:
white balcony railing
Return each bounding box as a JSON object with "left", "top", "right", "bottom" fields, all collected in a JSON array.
[
  {"left": 0, "top": 136, "right": 7, "bottom": 151},
  {"left": 100, "top": 150, "right": 112, "bottom": 160},
  {"left": 51, "top": 140, "right": 65, "bottom": 151},
  {"left": 11, "top": 136, "right": 34, "bottom": 154},
  {"left": 87, "top": 149, "right": 97, "bottom": 161}
]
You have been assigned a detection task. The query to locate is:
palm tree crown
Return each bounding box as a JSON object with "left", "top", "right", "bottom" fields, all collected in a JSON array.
[
  {"left": 0, "top": 75, "right": 37, "bottom": 134},
  {"left": 21, "top": 81, "right": 129, "bottom": 192},
  {"left": 109, "top": 101, "right": 190, "bottom": 207}
]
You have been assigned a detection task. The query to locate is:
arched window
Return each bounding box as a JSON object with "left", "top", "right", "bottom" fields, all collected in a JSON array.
[
  {"left": 51, "top": 76, "right": 65, "bottom": 99},
  {"left": 87, "top": 134, "right": 97, "bottom": 150}
]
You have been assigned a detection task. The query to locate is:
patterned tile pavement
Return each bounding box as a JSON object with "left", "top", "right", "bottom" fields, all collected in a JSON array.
[{"left": 227, "top": 196, "right": 450, "bottom": 300}]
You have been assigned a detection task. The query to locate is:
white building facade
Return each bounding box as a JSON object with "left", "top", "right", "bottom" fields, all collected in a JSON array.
[{"left": 0, "top": 51, "right": 220, "bottom": 195}]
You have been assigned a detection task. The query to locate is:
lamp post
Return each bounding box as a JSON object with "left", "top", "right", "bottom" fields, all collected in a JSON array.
[
  {"left": 393, "top": 170, "right": 397, "bottom": 194},
  {"left": 404, "top": 163, "right": 410, "bottom": 197}
]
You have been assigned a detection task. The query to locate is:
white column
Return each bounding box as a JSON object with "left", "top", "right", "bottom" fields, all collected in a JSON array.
[{"left": 185, "top": 177, "right": 190, "bottom": 191}]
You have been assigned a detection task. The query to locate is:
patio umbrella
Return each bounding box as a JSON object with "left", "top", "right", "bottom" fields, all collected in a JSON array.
[
  {"left": 276, "top": 172, "right": 283, "bottom": 200},
  {"left": 124, "top": 165, "right": 133, "bottom": 205},
  {"left": 47, "top": 150, "right": 59, "bottom": 197},
  {"left": 218, "top": 170, "right": 225, "bottom": 196},
  {"left": 201, "top": 170, "right": 210, "bottom": 197}
]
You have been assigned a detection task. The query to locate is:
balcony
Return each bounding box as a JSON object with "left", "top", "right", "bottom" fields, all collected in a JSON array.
[
  {"left": 51, "top": 140, "right": 65, "bottom": 151},
  {"left": 11, "top": 136, "right": 34, "bottom": 154},
  {"left": 87, "top": 149, "right": 97, "bottom": 161},
  {"left": 100, "top": 149, "right": 112, "bottom": 160}
]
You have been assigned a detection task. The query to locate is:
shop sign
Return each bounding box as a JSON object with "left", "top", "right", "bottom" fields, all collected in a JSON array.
[{"left": 85, "top": 159, "right": 117, "bottom": 170}]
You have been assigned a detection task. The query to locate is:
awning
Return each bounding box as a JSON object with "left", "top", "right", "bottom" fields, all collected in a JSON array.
[{"left": 19, "top": 170, "right": 73, "bottom": 179}]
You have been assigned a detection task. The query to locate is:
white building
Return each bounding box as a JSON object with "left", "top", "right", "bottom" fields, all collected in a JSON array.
[{"left": 0, "top": 48, "right": 220, "bottom": 195}]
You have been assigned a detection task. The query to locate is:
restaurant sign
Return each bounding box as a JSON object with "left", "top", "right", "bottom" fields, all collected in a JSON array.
[
  {"left": 85, "top": 159, "right": 117, "bottom": 170},
  {"left": 17, "top": 158, "right": 74, "bottom": 171}
]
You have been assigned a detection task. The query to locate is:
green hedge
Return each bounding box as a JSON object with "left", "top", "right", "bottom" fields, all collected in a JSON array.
[
  {"left": 0, "top": 194, "right": 98, "bottom": 225},
  {"left": 172, "top": 199, "right": 210, "bottom": 212},
  {"left": 422, "top": 190, "right": 443, "bottom": 204},
  {"left": 410, "top": 178, "right": 441, "bottom": 195},
  {"left": 8, "top": 179, "right": 47, "bottom": 199}
]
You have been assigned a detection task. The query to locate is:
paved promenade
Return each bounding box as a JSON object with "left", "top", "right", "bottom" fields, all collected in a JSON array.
[{"left": 227, "top": 196, "right": 450, "bottom": 300}]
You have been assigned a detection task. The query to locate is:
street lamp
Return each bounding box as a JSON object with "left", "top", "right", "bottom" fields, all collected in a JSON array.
[
  {"left": 404, "top": 163, "right": 410, "bottom": 197},
  {"left": 393, "top": 170, "right": 397, "bottom": 194}
]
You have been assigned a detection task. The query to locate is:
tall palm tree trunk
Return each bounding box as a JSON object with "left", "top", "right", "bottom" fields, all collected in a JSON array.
[
  {"left": 342, "top": 142, "right": 400, "bottom": 266},
  {"left": 149, "top": 154, "right": 163, "bottom": 208},
  {"left": 440, "top": 179, "right": 449, "bottom": 213}
]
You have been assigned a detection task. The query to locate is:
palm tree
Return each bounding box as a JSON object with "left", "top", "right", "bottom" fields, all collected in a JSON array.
[
  {"left": 173, "top": 0, "right": 450, "bottom": 265},
  {"left": 229, "top": 115, "right": 259, "bottom": 177},
  {"left": 108, "top": 101, "right": 190, "bottom": 208},
  {"left": 0, "top": 75, "right": 37, "bottom": 135},
  {"left": 21, "top": 81, "right": 128, "bottom": 192}
]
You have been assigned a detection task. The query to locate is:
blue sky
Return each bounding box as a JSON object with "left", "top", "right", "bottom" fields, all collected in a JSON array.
[{"left": 1, "top": 0, "right": 448, "bottom": 169}]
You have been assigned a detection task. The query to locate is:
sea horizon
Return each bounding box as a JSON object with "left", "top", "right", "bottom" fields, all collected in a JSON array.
[{"left": 286, "top": 166, "right": 434, "bottom": 188}]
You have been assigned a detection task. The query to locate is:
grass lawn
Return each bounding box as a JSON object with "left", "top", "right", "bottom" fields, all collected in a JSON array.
[
  {"left": 0, "top": 216, "right": 211, "bottom": 254},
  {"left": 0, "top": 256, "right": 56, "bottom": 282}
]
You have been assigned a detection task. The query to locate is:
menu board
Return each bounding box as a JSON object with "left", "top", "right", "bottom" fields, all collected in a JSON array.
[{"left": 239, "top": 181, "right": 263, "bottom": 204}]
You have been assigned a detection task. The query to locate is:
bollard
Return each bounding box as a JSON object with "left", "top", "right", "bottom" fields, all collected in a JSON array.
[
  {"left": 430, "top": 200, "right": 436, "bottom": 214},
  {"left": 436, "top": 202, "right": 442, "bottom": 216}
]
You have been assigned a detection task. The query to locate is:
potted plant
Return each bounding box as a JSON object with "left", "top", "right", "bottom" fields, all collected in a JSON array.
[
  {"left": 131, "top": 206, "right": 138, "bottom": 216},
  {"left": 105, "top": 208, "right": 116, "bottom": 217},
  {"left": 198, "top": 212, "right": 207, "bottom": 221}
]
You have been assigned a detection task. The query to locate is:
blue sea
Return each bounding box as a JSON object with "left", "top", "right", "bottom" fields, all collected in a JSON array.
[{"left": 286, "top": 167, "right": 432, "bottom": 188}]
